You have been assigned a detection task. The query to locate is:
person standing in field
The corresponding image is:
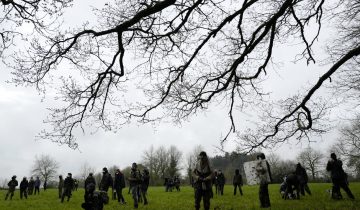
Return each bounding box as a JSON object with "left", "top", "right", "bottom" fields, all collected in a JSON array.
[
  {"left": 217, "top": 170, "right": 225, "bottom": 195},
  {"left": 100, "top": 167, "right": 113, "bottom": 193},
  {"left": 34, "top": 176, "right": 41, "bottom": 195},
  {"left": 256, "top": 153, "right": 272, "bottom": 208},
  {"left": 58, "top": 175, "right": 64, "bottom": 199},
  {"left": 326, "top": 152, "right": 355, "bottom": 199},
  {"left": 114, "top": 169, "right": 127, "bottom": 204},
  {"left": 140, "top": 168, "right": 150, "bottom": 205},
  {"left": 61, "top": 173, "right": 75, "bottom": 202},
  {"left": 192, "top": 151, "right": 214, "bottom": 210},
  {"left": 128, "top": 162, "right": 142, "bottom": 209},
  {"left": 295, "top": 163, "right": 311, "bottom": 196},
  {"left": 19, "top": 177, "right": 29, "bottom": 199},
  {"left": 28, "top": 177, "right": 35, "bottom": 195},
  {"left": 5, "top": 175, "right": 18, "bottom": 200},
  {"left": 233, "top": 169, "right": 243, "bottom": 196}
]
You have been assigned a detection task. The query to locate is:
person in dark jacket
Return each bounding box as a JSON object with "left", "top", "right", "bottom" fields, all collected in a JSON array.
[
  {"left": 82, "top": 183, "right": 106, "bottom": 210},
  {"left": 141, "top": 168, "right": 150, "bottom": 205},
  {"left": 233, "top": 169, "right": 243, "bottom": 196},
  {"left": 28, "top": 177, "right": 35, "bottom": 195},
  {"left": 84, "top": 173, "right": 96, "bottom": 201},
  {"left": 43, "top": 179, "right": 47, "bottom": 191},
  {"left": 114, "top": 169, "right": 126, "bottom": 204},
  {"left": 61, "top": 173, "right": 75, "bottom": 202},
  {"left": 5, "top": 175, "right": 18, "bottom": 200},
  {"left": 217, "top": 170, "right": 225, "bottom": 195},
  {"left": 58, "top": 175, "right": 64, "bottom": 199},
  {"left": 192, "top": 151, "right": 214, "bottom": 210},
  {"left": 256, "top": 153, "right": 272, "bottom": 208},
  {"left": 34, "top": 176, "right": 41, "bottom": 195},
  {"left": 326, "top": 153, "right": 355, "bottom": 199},
  {"left": 100, "top": 167, "right": 113, "bottom": 192},
  {"left": 128, "top": 162, "right": 142, "bottom": 209},
  {"left": 284, "top": 173, "right": 300, "bottom": 200},
  {"left": 20, "top": 177, "right": 29, "bottom": 199},
  {"left": 295, "top": 163, "right": 311, "bottom": 196}
]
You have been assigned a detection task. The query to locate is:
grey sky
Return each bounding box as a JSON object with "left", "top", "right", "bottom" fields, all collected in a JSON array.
[{"left": 0, "top": 0, "right": 344, "bottom": 181}]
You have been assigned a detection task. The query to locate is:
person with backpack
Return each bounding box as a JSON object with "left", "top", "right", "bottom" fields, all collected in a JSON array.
[{"left": 326, "top": 153, "right": 355, "bottom": 199}]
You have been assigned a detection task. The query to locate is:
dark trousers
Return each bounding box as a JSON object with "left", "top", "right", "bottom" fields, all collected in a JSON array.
[
  {"left": 233, "top": 184, "right": 243, "bottom": 195},
  {"left": 131, "top": 185, "right": 140, "bottom": 208},
  {"left": 300, "top": 183, "right": 311, "bottom": 195},
  {"left": 194, "top": 188, "right": 211, "bottom": 210},
  {"left": 61, "top": 188, "right": 72, "bottom": 202},
  {"left": 115, "top": 188, "right": 126, "bottom": 203},
  {"left": 259, "top": 183, "right": 270, "bottom": 208},
  {"left": 332, "top": 178, "right": 354, "bottom": 199},
  {"left": 20, "top": 189, "right": 28, "bottom": 199},
  {"left": 58, "top": 187, "right": 63, "bottom": 198},
  {"left": 28, "top": 187, "right": 34, "bottom": 195},
  {"left": 34, "top": 187, "right": 40, "bottom": 195},
  {"left": 5, "top": 188, "right": 15, "bottom": 200}
]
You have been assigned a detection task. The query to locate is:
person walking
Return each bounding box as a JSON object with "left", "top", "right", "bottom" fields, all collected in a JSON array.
[
  {"left": 295, "top": 163, "right": 311, "bottom": 196},
  {"left": 128, "top": 163, "right": 142, "bottom": 209},
  {"left": 34, "top": 177, "right": 41, "bottom": 195},
  {"left": 58, "top": 175, "right": 64, "bottom": 199},
  {"left": 114, "top": 169, "right": 127, "bottom": 204},
  {"left": 5, "top": 175, "right": 18, "bottom": 200},
  {"left": 256, "top": 153, "right": 272, "bottom": 208},
  {"left": 233, "top": 169, "right": 243, "bottom": 196},
  {"left": 61, "top": 173, "right": 75, "bottom": 202},
  {"left": 192, "top": 151, "right": 214, "bottom": 210},
  {"left": 326, "top": 153, "right": 355, "bottom": 199}
]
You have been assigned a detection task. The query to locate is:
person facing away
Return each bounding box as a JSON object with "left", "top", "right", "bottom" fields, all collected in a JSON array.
[
  {"left": 58, "top": 175, "right": 64, "bottom": 199},
  {"left": 34, "top": 176, "right": 41, "bottom": 195},
  {"left": 20, "top": 177, "right": 29, "bottom": 199},
  {"left": 43, "top": 179, "right": 47, "bottom": 191},
  {"left": 174, "top": 176, "right": 181, "bottom": 191},
  {"left": 326, "top": 152, "right": 355, "bottom": 199},
  {"left": 295, "top": 163, "right": 311, "bottom": 196},
  {"left": 284, "top": 172, "right": 300, "bottom": 200},
  {"left": 233, "top": 169, "right": 243, "bottom": 196},
  {"left": 256, "top": 153, "right": 272, "bottom": 208},
  {"left": 99, "top": 167, "right": 113, "bottom": 192},
  {"left": 127, "top": 162, "right": 142, "bottom": 209},
  {"left": 28, "top": 177, "right": 35, "bottom": 195},
  {"left": 61, "top": 173, "right": 75, "bottom": 202},
  {"left": 192, "top": 151, "right": 214, "bottom": 210},
  {"left": 5, "top": 175, "right": 18, "bottom": 200},
  {"left": 114, "top": 169, "right": 127, "bottom": 204}
]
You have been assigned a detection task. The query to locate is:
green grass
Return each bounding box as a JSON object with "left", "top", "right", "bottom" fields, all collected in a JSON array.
[{"left": 1, "top": 183, "right": 359, "bottom": 210}]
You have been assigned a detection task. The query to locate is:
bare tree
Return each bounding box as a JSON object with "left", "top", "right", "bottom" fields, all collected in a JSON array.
[
  {"left": 167, "top": 145, "right": 182, "bottom": 177},
  {"left": 79, "top": 162, "right": 96, "bottom": 181},
  {"left": 333, "top": 115, "right": 360, "bottom": 178},
  {"left": 297, "top": 147, "right": 324, "bottom": 180},
  {"left": 0, "top": 0, "right": 72, "bottom": 59},
  {"left": 7, "top": 0, "right": 360, "bottom": 152},
  {"left": 31, "top": 154, "right": 59, "bottom": 182}
]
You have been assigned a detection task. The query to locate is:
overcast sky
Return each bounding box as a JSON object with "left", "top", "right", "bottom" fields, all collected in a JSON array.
[{"left": 0, "top": 0, "right": 343, "bottom": 181}]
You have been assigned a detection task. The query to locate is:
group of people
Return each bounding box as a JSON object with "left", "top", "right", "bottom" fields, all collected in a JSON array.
[
  {"left": 164, "top": 176, "right": 181, "bottom": 192},
  {"left": 4, "top": 176, "right": 42, "bottom": 200}
]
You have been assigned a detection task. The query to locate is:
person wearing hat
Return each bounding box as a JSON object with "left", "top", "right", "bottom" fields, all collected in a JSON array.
[
  {"left": 100, "top": 167, "right": 113, "bottom": 193},
  {"left": 192, "top": 151, "right": 214, "bottom": 210},
  {"left": 114, "top": 169, "right": 126, "bottom": 204},
  {"left": 61, "top": 173, "right": 75, "bottom": 202},
  {"left": 5, "top": 175, "right": 18, "bottom": 200},
  {"left": 58, "top": 175, "right": 64, "bottom": 199},
  {"left": 20, "top": 176, "right": 29, "bottom": 199},
  {"left": 326, "top": 152, "right": 355, "bottom": 199}
]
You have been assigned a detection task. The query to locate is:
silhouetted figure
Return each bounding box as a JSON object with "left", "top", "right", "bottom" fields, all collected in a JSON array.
[
  {"left": 295, "top": 163, "right": 311, "bottom": 196},
  {"left": 28, "top": 177, "right": 35, "bottom": 195},
  {"left": 128, "top": 163, "right": 142, "bottom": 209},
  {"left": 5, "top": 175, "right": 18, "bottom": 200},
  {"left": 233, "top": 169, "right": 243, "bottom": 196},
  {"left": 256, "top": 153, "right": 272, "bottom": 208},
  {"left": 61, "top": 173, "right": 75, "bottom": 202},
  {"left": 82, "top": 183, "right": 107, "bottom": 210},
  {"left": 140, "top": 168, "right": 149, "bottom": 205},
  {"left": 58, "top": 175, "right": 64, "bottom": 199},
  {"left": 99, "top": 167, "right": 113, "bottom": 193},
  {"left": 192, "top": 151, "right": 214, "bottom": 210},
  {"left": 174, "top": 176, "right": 181, "bottom": 192},
  {"left": 284, "top": 173, "right": 300, "bottom": 200},
  {"left": 34, "top": 177, "right": 41, "bottom": 195},
  {"left": 326, "top": 153, "right": 354, "bottom": 199},
  {"left": 114, "top": 169, "right": 126, "bottom": 204},
  {"left": 43, "top": 179, "right": 47, "bottom": 191},
  {"left": 20, "top": 177, "right": 29, "bottom": 199}
]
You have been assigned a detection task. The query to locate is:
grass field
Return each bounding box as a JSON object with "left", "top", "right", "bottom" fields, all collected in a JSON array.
[{"left": 1, "top": 183, "right": 359, "bottom": 210}]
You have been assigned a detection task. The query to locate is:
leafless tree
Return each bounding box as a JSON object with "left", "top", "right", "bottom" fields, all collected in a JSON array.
[
  {"left": 31, "top": 154, "right": 59, "bottom": 182},
  {"left": 79, "top": 162, "right": 96, "bottom": 181},
  {"left": 7, "top": 0, "right": 360, "bottom": 152},
  {"left": 167, "top": 145, "right": 183, "bottom": 177},
  {"left": 297, "top": 147, "right": 324, "bottom": 180},
  {"left": 333, "top": 115, "right": 360, "bottom": 177},
  {"left": 0, "top": 0, "right": 72, "bottom": 59}
]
